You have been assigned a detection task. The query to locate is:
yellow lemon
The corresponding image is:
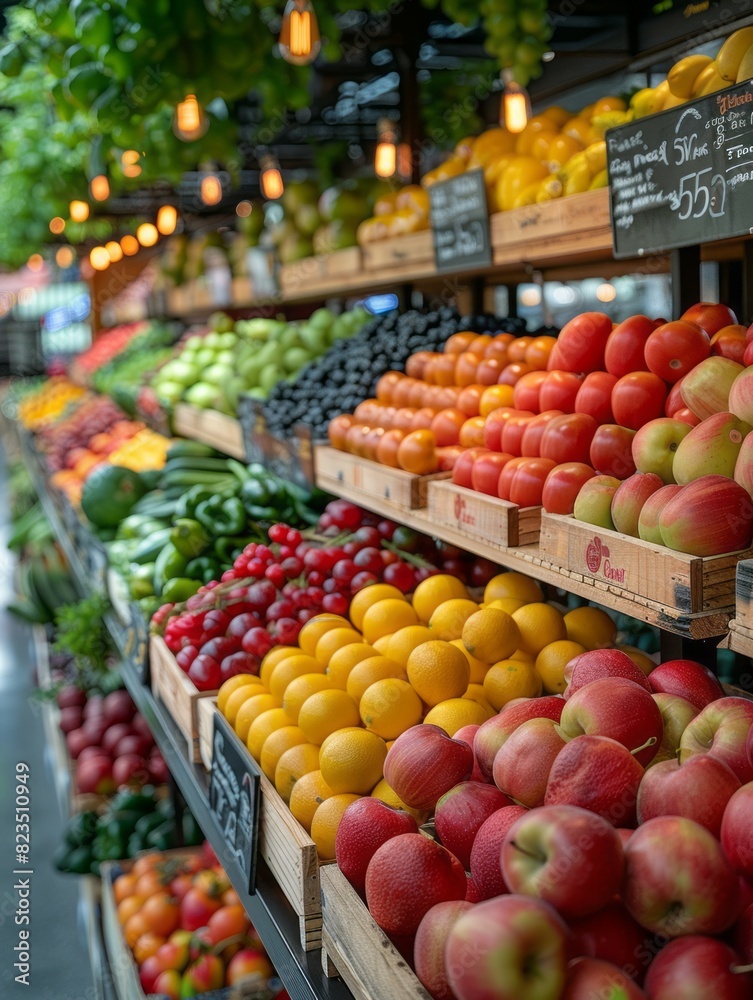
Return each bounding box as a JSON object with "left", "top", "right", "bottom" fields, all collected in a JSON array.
[
  {"left": 274, "top": 743, "right": 320, "bottom": 803},
  {"left": 282, "top": 673, "right": 332, "bottom": 723},
  {"left": 319, "top": 728, "right": 387, "bottom": 794},
  {"left": 247, "top": 708, "right": 293, "bottom": 762},
  {"left": 483, "top": 660, "right": 543, "bottom": 710},
  {"left": 311, "top": 794, "right": 361, "bottom": 860},
  {"left": 462, "top": 608, "right": 521, "bottom": 664},
  {"left": 362, "top": 599, "right": 418, "bottom": 645},
  {"left": 260, "top": 646, "right": 298, "bottom": 689},
  {"left": 289, "top": 770, "right": 334, "bottom": 832},
  {"left": 234, "top": 693, "right": 282, "bottom": 743},
  {"left": 372, "top": 634, "right": 394, "bottom": 655},
  {"left": 218, "top": 674, "right": 263, "bottom": 715},
  {"left": 450, "top": 638, "right": 490, "bottom": 684},
  {"left": 298, "top": 689, "right": 360, "bottom": 745},
  {"left": 411, "top": 574, "right": 470, "bottom": 624},
  {"left": 349, "top": 584, "right": 406, "bottom": 631},
  {"left": 298, "top": 615, "right": 351, "bottom": 656},
  {"left": 359, "top": 678, "right": 423, "bottom": 740},
  {"left": 535, "top": 640, "right": 587, "bottom": 695},
  {"left": 485, "top": 572, "right": 543, "bottom": 605},
  {"left": 314, "top": 627, "right": 364, "bottom": 665},
  {"left": 259, "top": 726, "right": 307, "bottom": 781},
  {"left": 371, "top": 778, "right": 427, "bottom": 824},
  {"left": 512, "top": 603, "right": 567, "bottom": 657},
  {"left": 269, "top": 654, "right": 325, "bottom": 700},
  {"left": 407, "top": 640, "right": 470, "bottom": 706},
  {"left": 563, "top": 606, "right": 617, "bottom": 650},
  {"left": 346, "top": 656, "right": 407, "bottom": 703},
  {"left": 423, "top": 698, "right": 491, "bottom": 735},
  {"left": 326, "top": 642, "right": 377, "bottom": 689},
  {"left": 386, "top": 625, "right": 435, "bottom": 666},
  {"left": 486, "top": 597, "right": 527, "bottom": 615},
  {"left": 463, "top": 683, "right": 495, "bottom": 717},
  {"left": 428, "top": 599, "right": 480, "bottom": 641}
]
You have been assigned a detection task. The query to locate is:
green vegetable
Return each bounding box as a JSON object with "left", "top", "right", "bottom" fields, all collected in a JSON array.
[
  {"left": 64, "top": 811, "right": 98, "bottom": 848},
  {"left": 129, "top": 563, "right": 156, "bottom": 600},
  {"left": 240, "top": 477, "right": 275, "bottom": 509},
  {"left": 185, "top": 556, "right": 222, "bottom": 584},
  {"left": 130, "top": 528, "right": 173, "bottom": 564},
  {"left": 215, "top": 535, "right": 253, "bottom": 564},
  {"left": 174, "top": 484, "right": 218, "bottom": 520},
  {"left": 110, "top": 790, "right": 155, "bottom": 813},
  {"left": 63, "top": 845, "right": 95, "bottom": 874},
  {"left": 154, "top": 543, "right": 189, "bottom": 593},
  {"left": 161, "top": 577, "right": 202, "bottom": 603},
  {"left": 53, "top": 595, "right": 113, "bottom": 681},
  {"left": 134, "top": 812, "right": 166, "bottom": 838},
  {"left": 92, "top": 828, "right": 127, "bottom": 862},
  {"left": 195, "top": 496, "right": 246, "bottom": 535},
  {"left": 81, "top": 465, "right": 147, "bottom": 528},
  {"left": 118, "top": 514, "right": 166, "bottom": 540},
  {"left": 182, "top": 811, "right": 203, "bottom": 846},
  {"left": 170, "top": 518, "right": 210, "bottom": 558},
  {"left": 146, "top": 818, "right": 177, "bottom": 851}
]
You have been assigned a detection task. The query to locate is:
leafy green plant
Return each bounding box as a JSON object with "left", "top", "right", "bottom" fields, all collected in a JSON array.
[{"left": 53, "top": 594, "right": 115, "bottom": 682}]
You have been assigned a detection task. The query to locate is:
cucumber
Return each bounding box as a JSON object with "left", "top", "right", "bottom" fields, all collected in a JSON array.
[{"left": 130, "top": 528, "right": 173, "bottom": 564}]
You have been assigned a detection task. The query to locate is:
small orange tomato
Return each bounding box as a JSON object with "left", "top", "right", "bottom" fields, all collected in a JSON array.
[
  {"left": 433, "top": 354, "right": 460, "bottom": 386},
  {"left": 362, "top": 426, "right": 386, "bottom": 461},
  {"left": 118, "top": 895, "right": 145, "bottom": 926},
  {"left": 469, "top": 334, "right": 493, "bottom": 356},
  {"left": 131, "top": 854, "right": 162, "bottom": 879},
  {"left": 430, "top": 407, "right": 467, "bottom": 447},
  {"left": 444, "top": 331, "right": 476, "bottom": 355},
  {"left": 133, "top": 931, "right": 166, "bottom": 964},
  {"left": 376, "top": 371, "right": 401, "bottom": 403},
  {"left": 135, "top": 870, "right": 167, "bottom": 900},
  {"left": 393, "top": 377, "right": 419, "bottom": 407},
  {"left": 479, "top": 384, "right": 515, "bottom": 417},
  {"left": 393, "top": 407, "right": 417, "bottom": 431},
  {"left": 508, "top": 337, "right": 533, "bottom": 362},
  {"left": 376, "top": 428, "right": 406, "bottom": 468},
  {"left": 328, "top": 414, "right": 354, "bottom": 450},
  {"left": 454, "top": 351, "right": 482, "bottom": 387},
  {"left": 497, "top": 361, "right": 532, "bottom": 387},
  {"left": 476, "top": 358, "right": 504, "bottom": 385},
  {"left": 457, "top": 385, "right": 485, "bottom": 417},
  {"left": 459, "top": 416, "right": 487, "bottom": 448},
  {"left": 406, "top": 351, "right": 437, "bottom": 379},
  {"left": 526, "top": 335, "right": 558, "bottom": 370},
  {"left": 114, "top": 872, "right": 138, "bottom": 904},
  {"left": 411, "top": 407, "right": 437, "bottom": 431},
  {"left": 397, "top": 429, "right": 439, "bottom": 474}
]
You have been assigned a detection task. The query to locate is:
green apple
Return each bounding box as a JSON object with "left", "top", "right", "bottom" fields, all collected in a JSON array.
[
  {"left": 202, "top": 363, "right": 234, "bottom": 386},
  {"left": 194, "top": 348, "right": 216, "bottom": 368},
  {"left": 204, "top": 331, "right": 222, "bottom": 350},
  {"left": 218, "top": 332, "right": 238, "bottom": 350},
  {"left": 184, "top": 382, "right": 220, "bottom": 409},
  {"left": 632, "top": 417, "right": 691, "bottom": 485},
  {"left": 299, "top": 324, "right": 328, "bottom": 354},
  {"left": 573, "top": 475, "right": 620, "bottom": 530},
  {"left": 215, "top": 350, "right": 235, "bottom": 366},
  {"left": 259, "top": 363, "right": 284, "bottom": 393},
  {"left": 154, "top": 381, "right": 185, "bottom": 406},
  {"left": 283, "top": 347, "right": 312, "bottom": 373}
]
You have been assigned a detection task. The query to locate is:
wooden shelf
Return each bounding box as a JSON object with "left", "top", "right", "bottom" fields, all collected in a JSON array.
[
  {"left": 172, "top": 404, "right": 246, "bottom": 459},
  {"left": 723, "top": 620, "right": 753, "bottom": 657}
]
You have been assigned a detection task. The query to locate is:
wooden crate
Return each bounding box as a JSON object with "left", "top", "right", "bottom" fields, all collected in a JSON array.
[
  {"left": 320, "top": 865, "right": 431, "bottom": 1000},
  {"left": 197, "top": 696, "right": 217, "bottom": 770},
  {"left": 216, "top": 718, "right": 324, "bottom": 950},
  {"left": 150, "top": 636, "right": 218, "bottom": 763},
  {"left": 361, "top": 230, "right": 433, "bottom": 272},
  {"left": 323, "top": 246, "right": 362, "bottom": 278},
  {"left": 173, "top": 404, "right": 246, "bottom": 460},
  {"left": 539, "top": 513, "right": 753, "bottom": 615},
  {"left": 426, "top": 480, "right": 541, "bottom": 549},
  {"left": 278, "top": 255, "right": 328, "bottom": 296},
  {"left": 315, "top": 446, "right": 450, "bottom": 511},
  {"left": 735, "top": 559, "right": 753, "bottom": 630},
  {"left": 490, "top": 188, "right": 610, "bottom": 250}
]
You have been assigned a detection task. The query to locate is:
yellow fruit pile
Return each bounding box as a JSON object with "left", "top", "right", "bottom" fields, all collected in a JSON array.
[
  {"left": 217, "top": 573, "right": 631, "bottom": 860},
  {"left": 17, "top": 378, "right": 87, "bottom": 430}
]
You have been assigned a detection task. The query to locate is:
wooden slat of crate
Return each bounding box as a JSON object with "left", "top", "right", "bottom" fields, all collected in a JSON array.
[
  {"left": 490, "top": 188, "right": 610, "bottom": 249},
  {"left": 150, "top": 637, "right": 218, "bottom": 763},
  {"left": 173, "top": 404, "right": 246, "bottom": 460},
  {"left": 323, "top": 246, "right": 362, "bottom": 278},
  {"left": 102, "top": 860, "right": 150, "bottom": 1000},
  {"left": 278, "top": 256, "right": 328, "bottom": 296},
  {"left": 197, "top": 697, "right": 216, "bottom": 770},
  {"left": 231, "top": 276, "right": 253, "bottom": 304},
  {"left": 539, "top": 512, "right": 751, "bottom": 615},
  {"left": 361, "top": 230, "right": 433, "bottom": 271},
  {"left": 320, "top": 866, "right": 431, "bottom": 1000},
  {"left": 315, "top": 446, "right": 450, "bottom": 510},
  {"left": 735, "top": 559, "right": 753, "bottom": 630},
  {"left": 426, "top": 480, "right": 541, "bottom": 549}
]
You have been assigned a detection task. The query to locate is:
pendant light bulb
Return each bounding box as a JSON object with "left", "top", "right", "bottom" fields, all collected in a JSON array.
[
  {"left": 500, "top": 70, "right": 531, "bottom": 133},
  {"left": 173, "top": 94, "right": 209, "bottom": 142},
  {"left": 69, "top": 200, "right": 89, "bottom": 223},
  {"left": 90, "top": 175, "right": 110, "bottom": 201},
  {"left": 157, "top": 205, "right": 178, "bottom": 235},
  {"left": 279, "top": 0, "right": 321, "bottom": 65},
  {"left": 200, "top": 174, "right": 223, "bottom": 206},
  {"left": 375, "top": 119, "right": 397, "bottom": 178},
  {"left": 260, "top": 156, "right": 284, "bottom": 200}
]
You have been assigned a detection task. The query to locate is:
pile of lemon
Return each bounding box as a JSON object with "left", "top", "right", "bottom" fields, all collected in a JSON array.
[{"left": 216, "top": 571, "right": 649, "bottom": 860}]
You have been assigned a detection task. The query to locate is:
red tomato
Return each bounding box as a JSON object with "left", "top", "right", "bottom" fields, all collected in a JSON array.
[
  {"left": 542, "top": 462, "right": 596, "bottom": 514},
  {"left": 664, "top": 378, "right": 686, "bottom": 417},
  {"left": 589, "top": 424, "right": 636, "bottom": 480},
  {"left": 644, "top": 321, "right": 710, "bottom": 383},
  {"left": 538, "top": 371, "right": 585, "bottom": 413},
  {"left": 397, "top": 429, "right": 439, "bottom": 474},
  {"left": 376, "top": 428, "right": 406, "bottom": 468},
  {"left": 681, "top": 302, "right": 737, "bottom": 335},
  {"left": 674, "top": 407, "right": 701, "bottom": 427},
  {"left": 546, "top": 312, "right": 613, "bottom": 373},
  {"left": 362, "top": 426, "right": 385, "bottom": 460},
  {"left": 710, "top": 325, "right": 747, "bottom": 363},
  {"left": 746, "top": 341, "right": 753, "bottom": 367},
  {"left": 471, "top": 452, "right": 514, "bottom": 496},
  {"left": 410, "top": 407, "right": 437, "bottom": 431},
  {"left": 436, "top": 445, "right": 463, "bottom": 471},
  {"left": 476, "top": 358, "right": 505, "bottom": 385},
  {"left": 454, "top": 352, "right": 482, "bottom": 387},
  {"left": 611, "top": 372, "right": 668, "bottom": 430},
  {"left": 345, "top": 422, "right": 370, "bottom": 457},
  {"left": 513, "top": 370, "right": 548, "bottom": 412},
  {"left": 509, "top": 458, "right": 558, "bottom": 507},
  {"left": 497, "top": 362, "right": 532, "bottom": 386},
  {"left": 603, "top": 315, "right": 657, "bottom": 377},
  {"left": 574, "top": 372, "right": 618, "bottom": 425},
  {"left": 483, "top": 407, "right": 530, "bottom": 451},
  {"left": 430, "top": 408, "right": 467, "bottom": 447},
  {"left": 502, "top": 414, "right": 535, "bottom": 456},
  {"left": 497, "top": 457, "right": 530, "bottom": 500},
  {"left": 452, "top": 448, "right": 491, "bottom": 488},
  {"left": 539, "top": 413, "right": 598, "bottom": 465},
  {"left": 521, "top": 410, "right": 564, "bottom": 457},
  {"left": 457, "top": 385, "right": 485, "bottom": 417}
]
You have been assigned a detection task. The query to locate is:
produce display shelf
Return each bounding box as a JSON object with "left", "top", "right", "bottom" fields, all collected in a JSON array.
[
  {"left": 724, "top": 620, "right": 753, "bottom": 659},
  {"left": 172, "top": 403, "right": 246, "bottom": 460},
  {"left": 314, "top": 447, "right": 732, "bottom": 640}
]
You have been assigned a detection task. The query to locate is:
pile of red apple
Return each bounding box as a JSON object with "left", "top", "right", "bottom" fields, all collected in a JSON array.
[
  {"left": 334, "top": 648, "right": 753, "bottom": 999},
  {"left": 58, "top": 686, "right": 168, "bottom": 794}
]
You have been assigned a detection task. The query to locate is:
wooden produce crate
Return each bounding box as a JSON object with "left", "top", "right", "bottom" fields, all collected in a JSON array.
[
  {"left": 150, "top": 636, "right": 218, "bottom": 763},
  {"left": 361, "top": 230, "right": 433, "bottom": 272},
  {"left": 315, "top": 445, "right": 450, "bottom": 512},
  {"left": 320, "top": 865, "right": 431, "bottom": 1000},
  {"left": 323, "top": 246, "right": 362, "bottom": 278},
  {"left": 426, "top": 480, "right": 541, "bottom": 550},
  {"left": 722, "top": 559, "right": 753, "bottom": 656},
  {"left": 173, "top": 403, "right": 246, "bottom": 460},
  {"left": 278, "top": 255, "right": 328, "bottom": 296},
  {"left": 208, "top": 716, "right": 324, "bottom": 950},
  {"left": 539, "top": 512, "right": 753, "bottom": 616},
  {"left": 197, "top": 696, "right": 217, "bottom": 770}
]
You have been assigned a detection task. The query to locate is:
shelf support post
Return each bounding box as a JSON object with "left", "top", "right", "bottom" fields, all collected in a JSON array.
[{"left": 670, "top": 244, "right": 701, "bottom": 316}]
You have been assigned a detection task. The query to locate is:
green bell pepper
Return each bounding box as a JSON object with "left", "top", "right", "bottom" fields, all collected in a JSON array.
[
  {"left": 119, "top": 514, "right": 168, "bottom": 539},
  {"left": 92, "top": 828, "right": 127, "bottom": 862},
  {"left": 240, "top": 477, "right": 275, "bottom": 509},
  {"left": 109, "top": 790, "right": 155, "bottom": 813},
  {"left": 134, "top": 812, "right": 165, "bottom": 838},
  {"left": 55, "top": 844, "right": 94, "bottom": 874},
  {"left": 170, "top": 518, "right": 211, "bottom": 558},
  {"left": 154, "top": 543, "right": 189, "bottom": 593},
  {"left": 185, "top": 556, "right": 222, "bottom": 584},
  {"left": 174, "top": 484, "right": 217, "bottom": 520},
  {"left": 146, "top": 819, "right": 177, "bottom": 851},
  {"left": 64, "top": 810, "right": 98, "bottom": 848},
  {"left": 161, "top": 577, "right": 202, "bottom": 603},
  {"left": 214, "top": 534, "right": 253, "bottom": 564},
  {"left": 195, "top": 496, "right": 246, "bottom": 535},
  {"left": 129, "top": 563, "right": 156, "bottom": 600}
]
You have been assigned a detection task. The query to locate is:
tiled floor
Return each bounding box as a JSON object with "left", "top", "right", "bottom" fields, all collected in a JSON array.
[{"left": 0, "top": 451, "right": 94, "bottom": 999}]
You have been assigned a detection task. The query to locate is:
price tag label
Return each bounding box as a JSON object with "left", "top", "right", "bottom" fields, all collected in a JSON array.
[
  {"left": 208, "top": 712, "right": 261, "bottom": 894},
  {"left": 429, "top": 169, "right": 492, "bottom": 273},
  {"left": 608, "top": 82, "right": 753, "bottom": 257}
]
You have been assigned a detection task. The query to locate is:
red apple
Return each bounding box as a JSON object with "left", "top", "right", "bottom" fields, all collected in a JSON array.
[
  {"left": 561, "top": 957, "right": 647, "bottom": 1000},
  {"left": 102, "top": 689, "right": 136, "bottom": 725},
  {"left": 453, "top": 723, "right": 489, "bottom": 783},
  {"left": 57, "top": 685, "right": 87, "bottom": 710},
  {"left": 434, "top": 782, "right": 512, "bottom": 870},
  {"left": 680, "top": 696, "right": 753, "bottom": 782},
  {"left": 672, "top": 412, "right": 752, "bottom": 483},
  {"left": 604, "top": 315, "right": 658, "bottom": 377},
  {"left": 502, "top": 804, "right": 625, "bottom": 918},
  {"left": 735, "top": 431, "right": 753, "bottom": 498},
  {"left": 563, "top": 649, "right": 652, "bottom": 700},
  {"left": 469, "top": 805, "right": 528, "bottom": 900},
  {"left": 573, "top": 475, "right": 620, "bottom": 530},
  {"left": 721, "top": 782, "right": 753, "bottom": 878},
  {"left": 680, "top": 356, "right": 744, "bottom": 420},
  {"left": 112, "top": 753, "right": 149, "bottom": 787},
  {"left": 542, "top": 462, "right": 596, "bottom": 515},
  {"left": 414, "top": 900, "right": 473, "bottom": 1000},
  {"left": 547, "top": 312, "right": 613, "bottom": 373},
  {"left": 611, "top": 473, "right": 664, "bottom": 536},
  {"left": 589, "top": 424, "right": 636, "bottom": 480},
  {"left": 384, "top": 725, "right": 473, "bottom": 811},
  {"left": 59, "top": 706, "right": 84, "bottom": 735},
  {"left": 659, "top": 476, "right": 753, "bottom": 556},
  {"left": 559, "top": 677, "right": 662, "bottom": 766},
  {"left": 647, "top": 658, "right": 724, "bottom": 711},
  {"left": 568, "top": 902, "right": 650, "bottom": 980},
  {"left": 644, "top": 935, "right": 751, "bottom": 1000},
  {"left": 632, "top": 418, "right": 691, "bottom": 484},
  {"left": 492, "top": 718, "right": 567, "bottom": 808},
  {"left": 545, "top": 735, "right": 644, "bottom": 828},
  {"left": 637, "top": 484, "right": 683, "bottom": 543},
  {"left": 681, "top": 301, "right": 738, "bottom": 335},
  {"left": 729, "top": 365, "right": 753, "bottom": 425},
  {"left": 76, "top": 754, "right": 116, "bottom": 795},
  {"left": 637, "top": 754, "right": 741, "bottom": 836},
  {"left": 650, "top": 692, "right": 699, "bottom": 765},
  {"left": 474, "top": 697, "right": 565, "bottom": 780},
  {"left": 335, "top": 797, "right": 418, "bottom": 895},
  {"left": 622, "top": 816, "right": 740, "bottom": 936},
  {"left": 446, "top": 894, "right": 570, "bottom": 1000}
]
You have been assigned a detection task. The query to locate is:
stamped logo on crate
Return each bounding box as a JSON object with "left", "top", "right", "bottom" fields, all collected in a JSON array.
[
  {"left": 585, "top": 536, "right": 626, "bottom": 583},
  {"left": 453, "top": 493, "right": 476, "bottom": 527}
]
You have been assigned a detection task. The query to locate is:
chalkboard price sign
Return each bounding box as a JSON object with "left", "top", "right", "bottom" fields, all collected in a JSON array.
[
  {"left": 208, "top": 712, "right": 261, "bottom": 894},
  {"left": 607, "top": 82, "right": 753, "bottom": 258},
  {"left": 429, "top": 169, "right": 492, "bottom": 273}
]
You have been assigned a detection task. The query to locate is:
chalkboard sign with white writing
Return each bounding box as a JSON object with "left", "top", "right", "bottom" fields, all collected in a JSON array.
[
  {"left": 208, "top": 712, "right": 261, "bottom": 894},
  {"left": 429, "top": 169, "right": 492, "bottom": 273},
  {"left": 608, "top": 82, "right": 753, "bottom": 258}
]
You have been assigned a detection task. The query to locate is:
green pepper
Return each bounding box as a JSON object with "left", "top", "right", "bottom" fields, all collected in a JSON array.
[
  {"left": 146, "top": 818, "right": 177, "bottom": 851},
  {"left": 161, "top": 577, "right": 202, "bottom": 603},
  {"left": 174, "top": 484, "right": 217, "bottom": 520},
  {"left": 64, "top": 810, "right": 99, "bottom": 848},
  {"left": 170, "top": 518, "right": 211, "bottom": 558},
  {"left": 119, "top": 514, "right": 167, "bottom": 539},
  {"left": 243, "top": 504, "right": 279, "bottom": 522},
  {"left": 240, "top": 477, "right": 275, "bottom": 510},
  {"left": 64, "top": 845, "right": 95, "bottom": 874},
  {"left": 154, "top": 543, "right": 189, "bottom": 592},
  {"left": 129, "top": 563, "right": 156, "bottom": 600},
  {"left": 102, "top": 811, "right": 144, "bottom": 839},
  {"left": 135, "top": 812, "right": 166, "bottom": 838},
  {"left": 196, "top": 496, "right": 246, "bottom": 535},
  {"left": 92, "top": 829, "right": 126, "bottom": 862},
  {"left": 110, "top": 790, "right": 155, "bottom": 813},
  {"left": 185, "top": 555, "right": 222, "bottom": 584}
]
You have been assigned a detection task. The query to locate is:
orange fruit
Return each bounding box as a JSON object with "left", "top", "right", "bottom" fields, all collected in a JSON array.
[
  {"left": 234, "top": 693, "right": 282, "bottom": 742},
  {"left": 217, "top": 674, "right": 263, "bottom": 714},
  {"left": 275, "top": 743, "right": 320, "bottom": 803},
  {"left": 479, "top": 384, "right": 515, "bottom": 417},
  {"left": 463, "top": 683, "right": 495, "bottom": 717},
  {"left": 371, "top": 777, "right": 428, "bottom": 824},
  {"left": 314, "top": 627, "right": 364, "bottom": 665},
  {"left": 134, "top": 871, "right": 165, "bottom": 900},
  {"left": 617, "top": 643, "right": 657, "bottom": 677},
  {"left": 222, "top": 681, "right": 265, "bottom": 725},
  {"left": 298, "top": 614, "right": 351, "bottom": 656},
  {"left": 259, "top": 725, "right": 308, "bottom": 781},
  {"left": 133, "top": 931, "right": 166, "bottom": 964},
  {"left": 362, "top": 600, "right": 419, "bottom": 645},
  {"left": 113, "top": 872, "right": 137, "bottom": 904},
  {"left": 349, "top": 584, "right": 406, "bottom": 631},
  {"left": 485, "top": 597, "right": 526, "bottom": 616},
  {"left": 462, "top": 608, "right": 520, "bottom": 664},
  {"left": 483, "top": 659, "right": 543, "bottom": 710},
  {"left": 289, "top": 769, "right": 334, "bottom": 832},
  {"left": 359, "top": 678, "right": 423, "bottom": 740},
  {"left": 407, "top": 640, "right": 470, "bottom": 706},
  {"left": 428, "top": 599, "right": 480, "bottom": 641},
  {"left": 563, "top": 606, "right": 617, "bottom": 650},
  {"left": 282, "top": 673, "right": 332, "bottom": 723},
  {"left": 449, "top": 638, "right": 490, "bottom": 684},
  {"left": 346, "top": 656, "right": 407, "bottom": 703},
  {"left": 247, "top": 708, "right": 293, "bottom": 761},
  {"left": 512, "top": 603, "right": 567, "bottom": 657},
  {"left": 411, "top": 574, "right": 470, "bottom": 624},
  {"left": 326, "top": 642, "right": 377, "bottom": 689},
  {"left": 311, "top": 793, "right": 362, "bottom": 860},
  {"left": 124, "top": 912, "right": 150, "bottom": 949},
  {"left": 423, "top": 698, "right": 491, "bottom": 735},
  {"left": 484, "top": 572, "right": 543, "bottom": 605},
  {"left": 535, "top": 640, "right": 587, "bottom": 695},
  {"left": 117, "top": 895, "right": 144, "bottom": 925},
  {"left": 386, "top": 625, "right": 435, "bottom": 667},
  {"left": 319, "top": 727, "right": 387, "bottom": 794},
  {"left": 269, "top": 653, "right": 325, "bottom": 699},
  {"left": 260, "top": 646, "right": 299, "bottom": 688},
  {"left": 298, "top": 689, "right": 360, "bottom": 745},
  {"left": 140, "top": 892, "right": 180, "bottom": 936},
  {"left": 526, "top": 336, "right": 557, "bottom": 370}
]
